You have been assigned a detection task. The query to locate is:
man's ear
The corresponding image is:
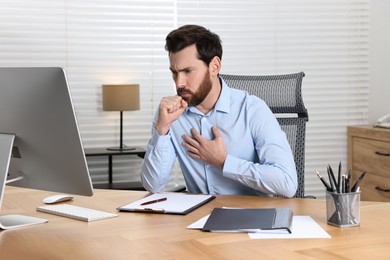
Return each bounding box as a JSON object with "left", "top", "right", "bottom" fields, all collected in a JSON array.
[{"left": 209, "top": 56, "right": 221, "bottom": 76}]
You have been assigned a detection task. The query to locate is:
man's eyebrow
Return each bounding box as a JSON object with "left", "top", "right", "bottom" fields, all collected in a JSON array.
[{"left": 169, "top": 67, "right": 194, "bottom": 73}]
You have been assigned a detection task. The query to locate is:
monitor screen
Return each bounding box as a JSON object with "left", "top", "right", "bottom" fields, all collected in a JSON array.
[{"left": 0, "top": 67, "right": 93, "bottom": 198}]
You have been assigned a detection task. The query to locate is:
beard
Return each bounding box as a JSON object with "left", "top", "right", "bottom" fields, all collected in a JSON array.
[{"left": 177, "top": 71, "right": 212, "bottom": 107}]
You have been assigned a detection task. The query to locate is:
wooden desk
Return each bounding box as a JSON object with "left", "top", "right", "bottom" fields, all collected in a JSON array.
[
  {"left": 84, "top": 147, "right": 146, "bottom": 189},
  {"left": 2, "top": 186, "right": 390, "bottom": 259}
]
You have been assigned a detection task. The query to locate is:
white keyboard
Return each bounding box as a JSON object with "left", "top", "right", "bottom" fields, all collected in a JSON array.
[{"left": 37, "top": 204, "right": 118, "bottom": 222}]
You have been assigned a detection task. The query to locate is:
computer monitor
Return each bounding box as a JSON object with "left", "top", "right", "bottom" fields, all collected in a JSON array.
[{"left": 0, "top": 67, "right": 94, "bottom": 229}]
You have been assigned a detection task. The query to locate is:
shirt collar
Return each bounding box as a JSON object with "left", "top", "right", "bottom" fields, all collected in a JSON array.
[{"left": 215, "top": 76, "right": 231, "bottom": 114}]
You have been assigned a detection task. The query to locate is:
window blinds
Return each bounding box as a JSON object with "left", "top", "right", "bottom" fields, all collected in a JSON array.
[{"left": 0, "top": 0, "right": 369, "bottom": 197}]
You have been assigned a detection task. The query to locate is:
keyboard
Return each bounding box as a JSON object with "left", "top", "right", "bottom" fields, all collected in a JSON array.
[{"left": 37, "top": 204, "right": 118, "bottom": 222}]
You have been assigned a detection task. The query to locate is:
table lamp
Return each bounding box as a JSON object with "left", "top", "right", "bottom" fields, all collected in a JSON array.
[{"left": 102, "top": 84, "right": 140, "bottom": 151}]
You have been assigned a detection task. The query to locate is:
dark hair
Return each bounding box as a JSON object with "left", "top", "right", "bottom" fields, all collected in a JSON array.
[{"left": 165, "top": 24, "right": 223, "bottom": 66}]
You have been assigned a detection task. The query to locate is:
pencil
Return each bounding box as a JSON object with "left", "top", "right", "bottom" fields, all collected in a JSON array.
[
  {"left": 346, "top": 169, "right": 352, "bottom": 193},
  {"left": 351, "top": 171, "right": 366, "bottom": 192},
  {"left": 316, "top": 170, "right": 332, "bottom": 191},
  {"left": 327, "top": 165, "right": 336, "bottom": 192}
]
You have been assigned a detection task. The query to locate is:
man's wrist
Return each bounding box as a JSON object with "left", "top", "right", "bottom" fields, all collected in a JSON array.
[{"left": 155, "top": 125, "right": 170, "bottom": 136}]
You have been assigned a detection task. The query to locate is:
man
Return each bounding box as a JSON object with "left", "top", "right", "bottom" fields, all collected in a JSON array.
[{"left": 140, "top": 24, "right": 297, "bottom": 197}]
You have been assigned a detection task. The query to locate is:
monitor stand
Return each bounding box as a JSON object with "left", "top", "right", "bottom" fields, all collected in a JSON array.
[{"left": 0, "top": 133, "right": 47, "bottom": 230}]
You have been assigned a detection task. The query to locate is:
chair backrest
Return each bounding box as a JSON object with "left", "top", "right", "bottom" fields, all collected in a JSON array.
[{"left": 220, "top": 72, "right": 308, "bottom": 198}]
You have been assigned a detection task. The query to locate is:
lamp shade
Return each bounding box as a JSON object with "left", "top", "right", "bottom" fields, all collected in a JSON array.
[{"left": 102, "top": 84, "right": 140, "bottom": 111}]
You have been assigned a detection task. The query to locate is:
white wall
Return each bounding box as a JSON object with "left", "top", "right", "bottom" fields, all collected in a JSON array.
[{"left": 369, "top": 0, "right": 390, "bottom": 123}]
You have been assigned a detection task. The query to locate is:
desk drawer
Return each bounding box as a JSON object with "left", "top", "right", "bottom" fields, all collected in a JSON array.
[
  {"left": 353, "top": 138, "right": 390, "bottom": 178},
  {"left": 359, "top": 172, "right": 390, "bottom": 201}
]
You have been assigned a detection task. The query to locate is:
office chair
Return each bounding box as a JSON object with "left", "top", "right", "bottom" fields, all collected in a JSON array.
[{"left": 220, "top": 72, "right": 310, "bottom": 198}]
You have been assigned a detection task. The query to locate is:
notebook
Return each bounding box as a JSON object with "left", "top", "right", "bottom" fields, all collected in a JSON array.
[
  {"left": 202, "top": 208, "right": 293, "bottom": 233},
  {"left": 117, "top": 193, "right": 215, "bottom": 215}
]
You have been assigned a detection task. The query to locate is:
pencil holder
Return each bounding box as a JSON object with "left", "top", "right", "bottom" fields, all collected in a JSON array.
[{"left": 326, "top": 191, "right": 360, "bottom": 227}]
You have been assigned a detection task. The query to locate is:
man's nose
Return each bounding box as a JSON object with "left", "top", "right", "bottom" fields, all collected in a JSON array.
[{"left": 175, "top": 73, "right": 186, "bottom": 87}]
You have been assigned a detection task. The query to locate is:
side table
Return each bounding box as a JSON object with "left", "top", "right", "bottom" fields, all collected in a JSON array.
[{"left": 84, "top": 147, "right": 146, "bottom": 189}]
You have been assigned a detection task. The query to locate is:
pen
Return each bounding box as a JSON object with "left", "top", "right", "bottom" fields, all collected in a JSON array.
[
  {"left": 134, "top": 208, "right": 165, "bottom": 213},
  {"left": 140, "top": 197, "right": 167, "bottom": 206},
  {"left": 337, "top": 162, "right": 342, "bottom": 193},
  {"left": 341, "top": 175, "right": 346, "bottom": 193}
]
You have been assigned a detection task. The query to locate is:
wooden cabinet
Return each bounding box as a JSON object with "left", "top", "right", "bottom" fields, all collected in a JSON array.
[{"left": 348, "top": 126, "right": 390, "bottom": 201}]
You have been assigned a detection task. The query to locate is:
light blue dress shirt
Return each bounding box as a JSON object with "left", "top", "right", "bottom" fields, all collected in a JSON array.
[{"left": 140, "top": 78, "right": 297, "bottom": 197}]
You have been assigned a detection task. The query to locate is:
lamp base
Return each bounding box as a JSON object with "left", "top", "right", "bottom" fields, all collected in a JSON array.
[{"left": 106, "top": 146, "right": 136, "bottom": 151}]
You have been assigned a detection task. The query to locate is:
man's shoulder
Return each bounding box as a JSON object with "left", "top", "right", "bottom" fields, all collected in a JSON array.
[
  {"left": 228, "top": 86, "right": 245, "bottom": 97},
  {"left": 228, "top": 87, "right": 265, "bottom": 107},
  {"left": 220, "top": 78, "right": 261, "bottom": 105}
]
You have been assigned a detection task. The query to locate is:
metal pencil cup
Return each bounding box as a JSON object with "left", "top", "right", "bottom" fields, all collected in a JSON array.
[{"left": 326, "top": 191, "right": 360, "bottom": 227}]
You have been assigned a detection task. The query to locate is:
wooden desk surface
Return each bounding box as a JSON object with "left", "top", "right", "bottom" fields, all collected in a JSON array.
[{"left": 1, "top": 186, "right": 390, "bottom": 260}]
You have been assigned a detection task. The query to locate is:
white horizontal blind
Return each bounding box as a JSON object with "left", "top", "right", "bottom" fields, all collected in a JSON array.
[
  {"left": 0, "top": 0, "right": 369, "bottom": 196},
  {"left": 64, "top": 1, "right": 177, "bottom": 185},
  {"left": 176, "top": 0, "right": 369, "bottom": 197},
  {"left": 0, "top": 0, "right": 178, "bottom": 186}
]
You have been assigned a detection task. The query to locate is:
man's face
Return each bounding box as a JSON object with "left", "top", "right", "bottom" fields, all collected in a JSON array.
[
  {"left": 169, "top": 44, "right": 212, "bottom": 107},
  {"left": 177, "top": 70, "right": 211, "bottom": 106}
]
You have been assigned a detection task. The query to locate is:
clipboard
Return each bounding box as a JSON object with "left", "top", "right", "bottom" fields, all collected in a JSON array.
[
  {"left": 202, "top": 208, "right": 293, "bottom": 233},
  {"left": 117, "top": 193, "right": 215, "bottom": 215}
]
